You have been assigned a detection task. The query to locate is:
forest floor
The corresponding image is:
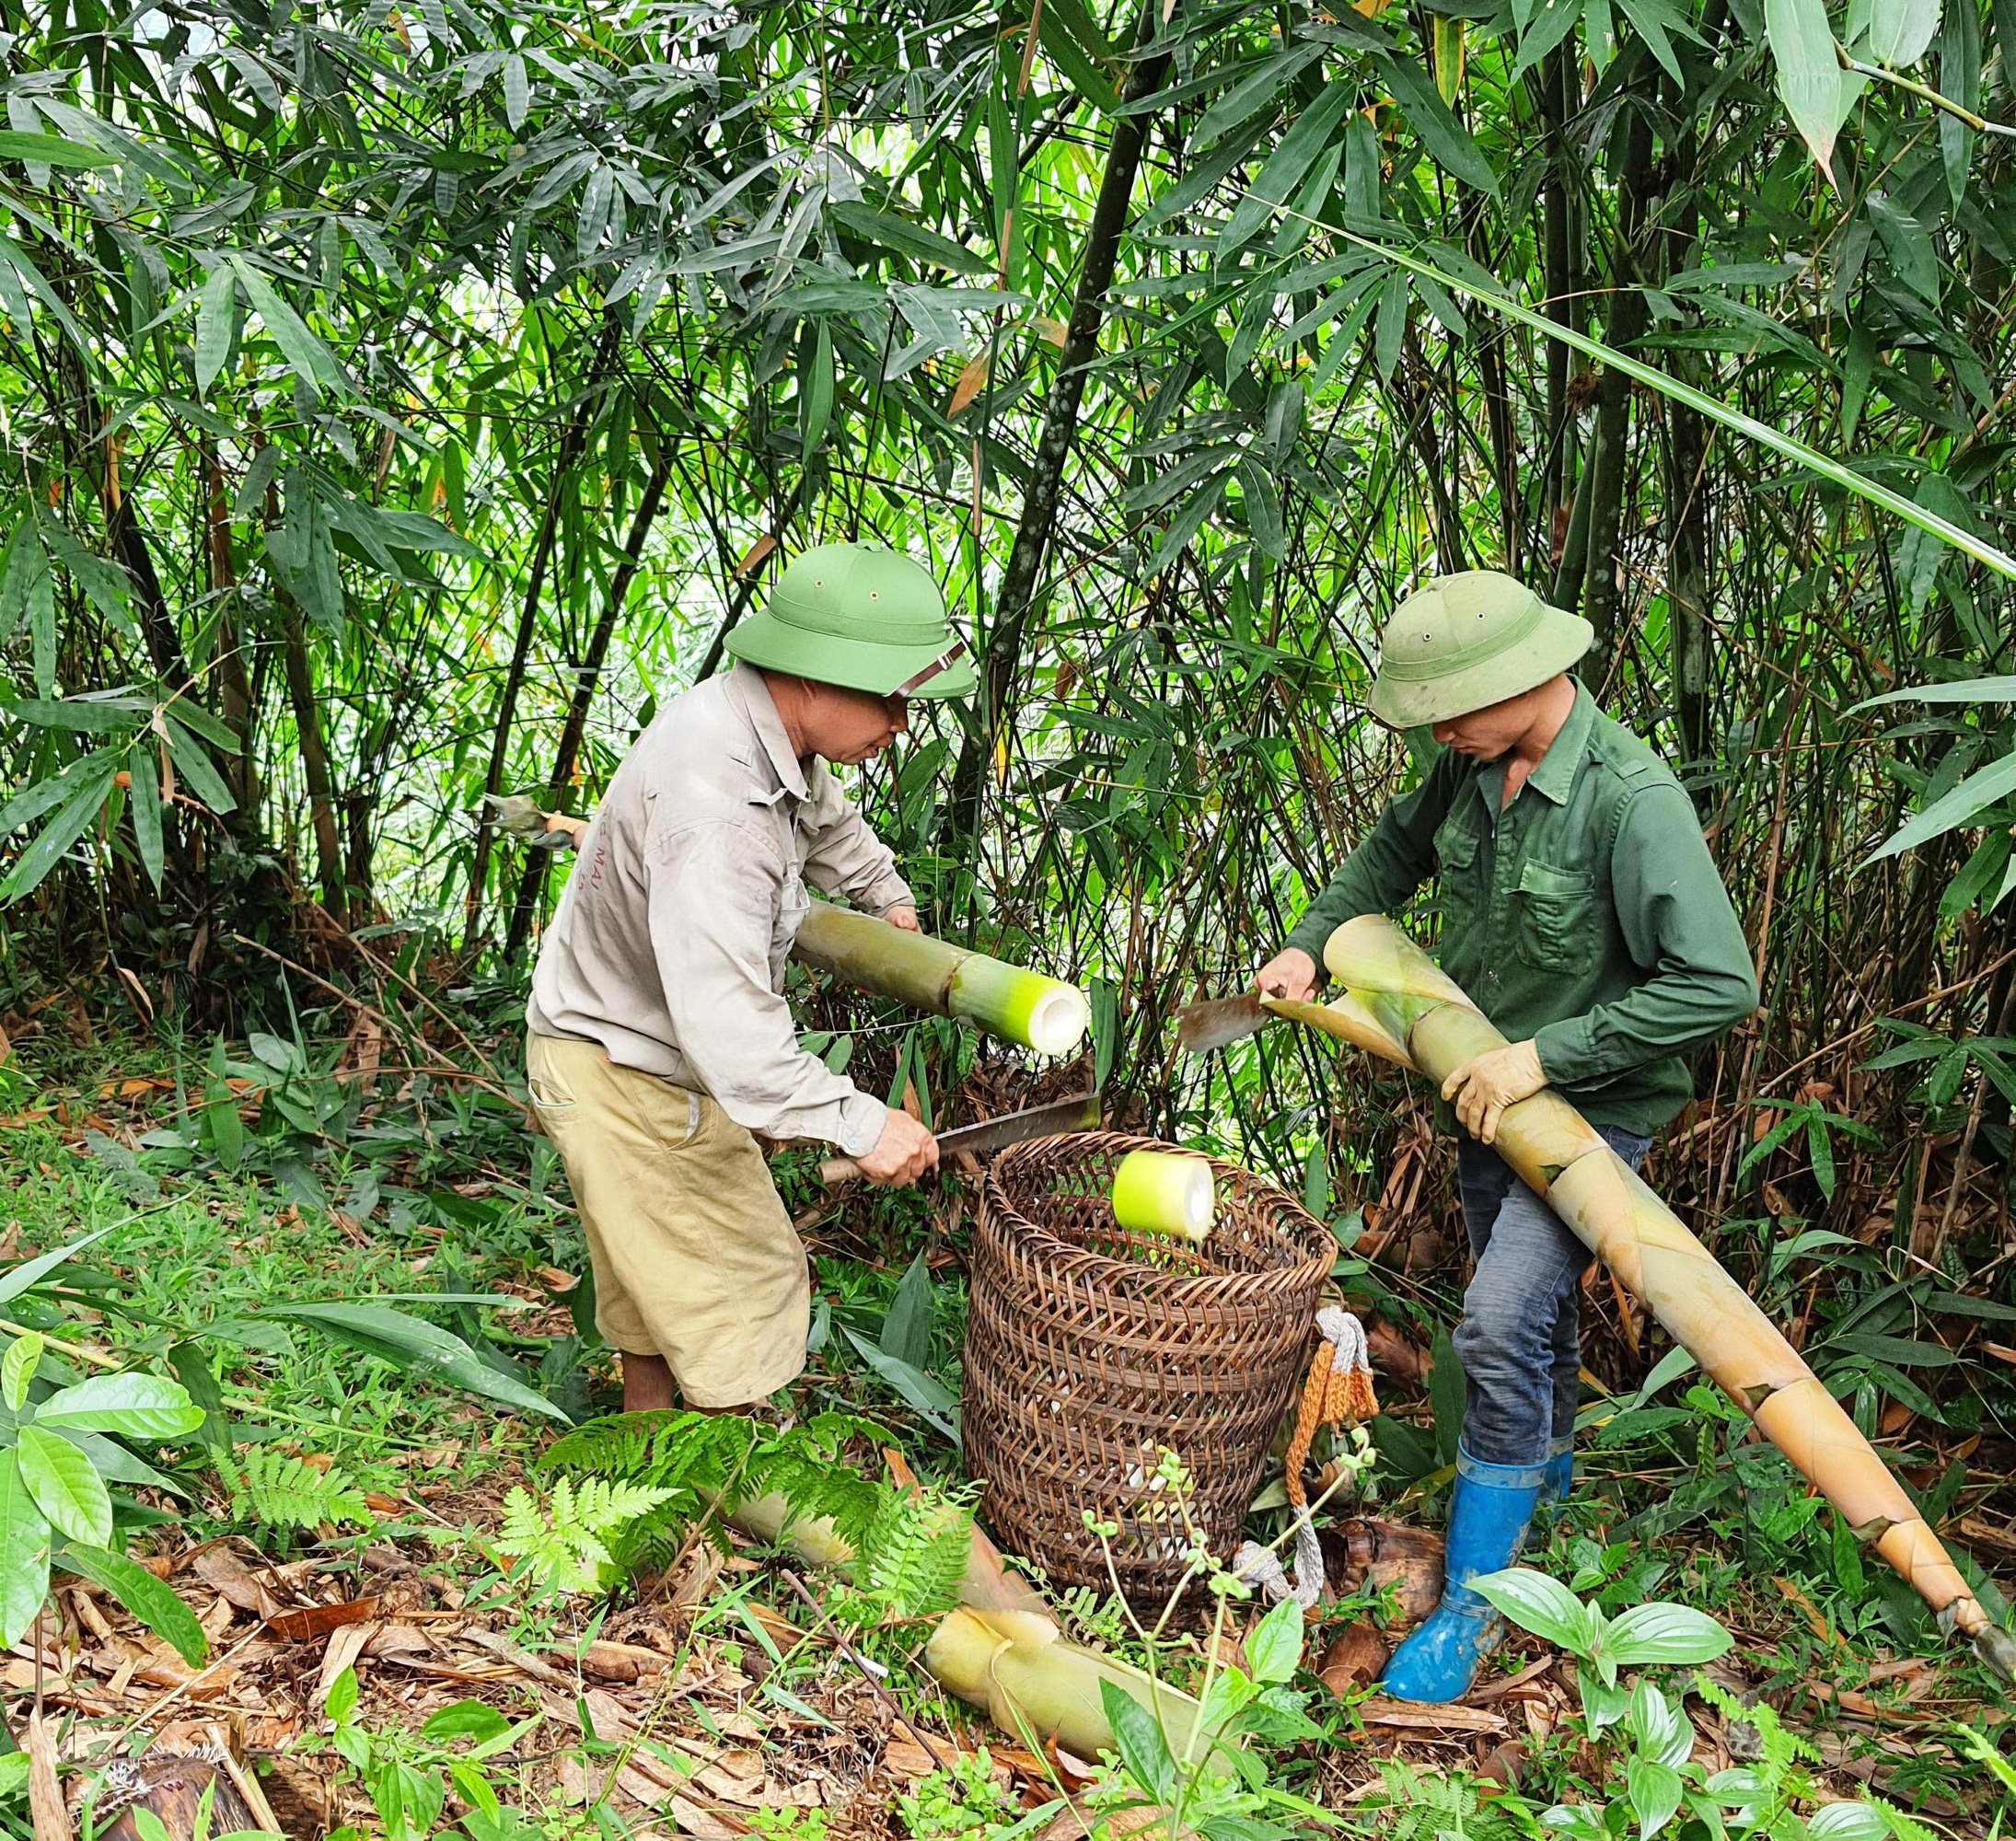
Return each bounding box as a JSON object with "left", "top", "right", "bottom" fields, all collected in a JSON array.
[{"left": 0, "top": 1016, "right": 2010, "bottom": 1841}]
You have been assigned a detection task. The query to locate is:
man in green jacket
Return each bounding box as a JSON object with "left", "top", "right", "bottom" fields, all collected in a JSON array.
[{"left": 1256, "top": 570, "right": 1758, "bottom": 1703}]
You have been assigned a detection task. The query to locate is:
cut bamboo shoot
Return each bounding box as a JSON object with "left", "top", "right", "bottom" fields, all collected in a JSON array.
[
  {"left": 1278, "top": 913, "right": 2014, "bottom": 1679},
  {"left": 1111, "top": 1151, "right": 1215, "bottom": 1242},
  {"left": 793, "top": 905, "right": 1089, "bottom": 1055}
]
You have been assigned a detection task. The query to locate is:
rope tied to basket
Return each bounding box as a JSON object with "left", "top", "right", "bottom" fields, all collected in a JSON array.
[{"left": 1235, "top": 1304, "right": 1378, "bottom": 1610}]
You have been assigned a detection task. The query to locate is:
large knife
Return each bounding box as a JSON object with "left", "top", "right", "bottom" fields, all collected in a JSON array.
[
  {"left": 817, "top": 1089, "right": 1101, "bottom": 1187},
  {"left": 1173, "top": 991, "right": 1275, "bottom": 1056}
]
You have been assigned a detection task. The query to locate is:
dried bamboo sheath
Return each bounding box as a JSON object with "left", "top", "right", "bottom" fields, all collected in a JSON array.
[{"left": 1270, "top": 915, "right": 2014, "bottom": 1679}]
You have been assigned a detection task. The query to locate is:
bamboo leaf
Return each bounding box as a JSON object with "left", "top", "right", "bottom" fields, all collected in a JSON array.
[
  {"left": 1336, "top": 226, "right": 2016, "bottom": 583},
  {"left": 194, "top": 266, "right": 235, "bottom": 396},
  {"left": 1765, "top": 0, "right": 1854, "bottom": 181},
  {"left": 1868, "top": 747, "right": 2016, "bottom": 862},
  {"left": 829, "top": 203, "right": 991, "bottom": 275},
  {"left": 226, "top": 256, "right": 349, "bottom": 397},
  {"left": 1377, "top": 53, "right": 1498, "bottom": 193},
  {"left": 0, "top": 753, "right": 117, "bottom": 902},
  {"left": 128, "top": 741, "right": 163, "bottom": 890}
]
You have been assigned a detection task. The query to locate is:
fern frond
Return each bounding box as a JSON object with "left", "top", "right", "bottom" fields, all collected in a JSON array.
[
  {"left": 856, "top": 1488, "right": 973, "bottom": 1623},
  {"left": 217, "top": 1448, "right": 373, "bottom": 1534},
  {"left": 495, "top": 1476, "right": 676, "bottom": 1598}
]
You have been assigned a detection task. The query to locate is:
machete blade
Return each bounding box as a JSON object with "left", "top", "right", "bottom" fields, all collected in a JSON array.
[{"left": 1172, "top": 992, "right": 1272, "bottom": 1056}]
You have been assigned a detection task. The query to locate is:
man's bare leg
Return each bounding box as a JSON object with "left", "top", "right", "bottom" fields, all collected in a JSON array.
[{"left": 621, "top": 1351, "right": 677, "bottom": 1413}]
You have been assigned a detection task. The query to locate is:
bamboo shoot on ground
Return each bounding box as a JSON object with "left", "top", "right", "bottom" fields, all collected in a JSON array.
[
  {"left": 1266, "top": 914, "right": 2014, "bottom": 1680},
  {"left": 792, "top": 905, "right": 1090, "bottom": 1055},
  {"left": 725, "top": 1487, "right": 1207, "bottom": 1759},
  {"left": 1111, "top": 1151, "right": 1215, "bottom": 1242}
]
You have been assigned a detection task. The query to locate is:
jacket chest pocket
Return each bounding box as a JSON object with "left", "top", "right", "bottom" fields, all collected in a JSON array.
[
  {"left": 1434, "top": 816, "right": 1484, "bottom": 919},
  {"left": 1515, "top": 859, "right": 1597, "bottom": 971}
]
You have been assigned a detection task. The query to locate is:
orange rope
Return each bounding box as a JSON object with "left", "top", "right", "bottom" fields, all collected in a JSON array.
[{"left": 1283, "top": 1326, "right": 1378, "bottom": 1518}]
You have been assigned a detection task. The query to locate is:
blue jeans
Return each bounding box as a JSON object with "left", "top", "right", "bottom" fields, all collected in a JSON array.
[{"left": 1454, "top": 1127, "right": 1651, "bottom": 1466}]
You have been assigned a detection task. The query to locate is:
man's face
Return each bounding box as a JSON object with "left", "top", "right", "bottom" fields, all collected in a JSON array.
[
  {"left": 1431, "top": 689, "right": 1538, "bottom": 761},
  {"left": 805, "top": 683, "right": 910, "bottom": 765}
]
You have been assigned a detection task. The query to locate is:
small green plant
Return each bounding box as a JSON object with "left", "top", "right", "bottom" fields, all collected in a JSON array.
[
  {"left": 494, "top": 1476, "right": 675, "bottom": 1597},
  {"left": 0, "top": 1272, "right": 210, "bottom": 1667},
  {"left": 897, "top": 1750, "right": 1019, "bottom": 1841},
  {"left": 216, "top": 1445, "right": 375, "bottom": 1539},
  {"left": 747, "top": 1808, "right": 830, "bottom": 1841},
  {"left": 1354, "top": 1758, "right": 1521, "bottom": 1841},
  {"left": 320, "top": 1665, "right": 552, "bottom": 1841},
  {"left": 1470, "top": 1565, "right": 1732, "bottom": 1730}
]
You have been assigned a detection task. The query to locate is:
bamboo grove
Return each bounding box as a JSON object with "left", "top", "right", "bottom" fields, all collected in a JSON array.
[{"left": 1, "top": 0, "right": 2015, "bottom": 1589}]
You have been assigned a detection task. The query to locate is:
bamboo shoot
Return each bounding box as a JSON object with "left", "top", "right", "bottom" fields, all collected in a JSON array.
[
  {"left": 724, "top": 1488, "right": 1207, "bottom": 1759},
  {"left": 1264, "top": 914, "right": 2015, "bottom": 1680},
  {"left": 792, "top": 905, "right": 1090, "bottom": 1055},
  {"left": 1111, "top": 1151, "right": 1215, "bottom": 1242}
]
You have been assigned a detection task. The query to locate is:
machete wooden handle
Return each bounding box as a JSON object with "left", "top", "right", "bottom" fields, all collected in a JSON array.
[{"left": 818, "top": 1156, "right": 863, "bottom": 1187}]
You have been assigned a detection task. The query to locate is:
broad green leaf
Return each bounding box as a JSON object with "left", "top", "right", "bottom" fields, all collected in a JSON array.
[
  {"left": 1098, "top": 1680, "right": 1175, "bottom": 1800},
  {"left": 802, "top": 321, "right": 834, "bottom": 456},
  {"left": 1628, "top": 1757, "right": 1684, "bottom": 1840},
  {"left": 57, "top": 1543, "right": 206, "bottom": 1664},
  {"left": 268, "top": 1303, "right": 571, "bottom": 1422},
  {"left": 1, "top": 1333, "right": 42, "bottom": 1412},
  {"left": 1847, "top": 0, "right": 1940, "bottom": 65},
  {"left": 1246, "top": 1594, "right": 1304, "bottom": 1683},
  {"left": 34, "top": 1372, "right": 204, "bottom": 1439},
  {"left": 423, "top": 1700, "right": 513, "bottom": 1744},
  {"left": 1853, "top": 674, "right": 2016, "bottom": 708},
  {"left": 0, "top": 1451, "right": 50, "bottom": 1647},
  {"left": 1808, "top": 1807, "right": 1890, "bottom": 1841},
  {"left": 879, "top": 1250, "right": 934, "bottom": 1371},
  {"left": 1193, "top": 43, "right": 1327, "bottom": 147},
  {"left": 840, "top": 1328, "right": 959, "bottom": 1443},
  {"left": 194, "top": 266, "right": 235, "bottom": 395},
  {"left": 0, "top": 132, "right": 115, "bottom": 168},
  {"left": 1765, "top": 0, "right": 1855, "bottom": 181},
  {"left": 1602, "top": 1600, "right": 1732, "bottom": 1665},
  {"left": 1627, "top": 1680, "right": 1692, "bottom": 1766},
  {"left": 1471, "top": 1567, "right": 1597, "bottom": 1653},
  {"left": 327, "top": 1662, "right": 359, "bottom": 1723},
  {"left": 17, "top": 1426, "right": 112, "bottom": 1546}
]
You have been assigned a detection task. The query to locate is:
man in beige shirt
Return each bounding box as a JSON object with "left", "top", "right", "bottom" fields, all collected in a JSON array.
[{"left": 526, "top": 540, "right": 974, "bottom": 1413}]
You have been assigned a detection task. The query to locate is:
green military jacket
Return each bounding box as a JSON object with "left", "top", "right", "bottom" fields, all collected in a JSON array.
[{"left": 1284, "top": 686, "right": 1758, "bottom": 1136}]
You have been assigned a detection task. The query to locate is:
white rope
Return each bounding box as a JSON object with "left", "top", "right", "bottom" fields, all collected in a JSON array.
[{"left": 1234, "top": 1307, "right": 1374, "bottom": 1610}]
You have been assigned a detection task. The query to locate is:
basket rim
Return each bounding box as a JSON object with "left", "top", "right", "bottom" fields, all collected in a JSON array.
[{"left": 979, "top": 1129, "right": 1336, "bottom": 1306}]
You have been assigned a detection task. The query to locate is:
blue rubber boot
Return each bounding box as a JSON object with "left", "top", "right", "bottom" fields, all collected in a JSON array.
[
  {"left": 1546, "top": 1435, "right": 1573, "bottom": 1503},
  {"left": 1380, "top": 1448, "right": 1547, "bottom": 1705}
]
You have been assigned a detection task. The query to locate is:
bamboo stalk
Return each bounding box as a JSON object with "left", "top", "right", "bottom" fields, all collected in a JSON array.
[
  {"left": 1266, "top": 914, "right": 2015, "bottom": 1679},
  {"left": 1111, "top": 1150, "right": 1215, "bottom": 1242},
  {"left": 792, "top": 904, "right": 1090, "bottom": 1055}
]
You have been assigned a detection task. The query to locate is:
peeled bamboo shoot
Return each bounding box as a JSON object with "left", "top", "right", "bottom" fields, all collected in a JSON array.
[
  {"left": 1265, "top": 914, "right": 2015, "bottom": 1680},
  {"left": 793, "top": 905, "right": 1090, "bottom": 1055},
  {"left": 1111, "top": 1151, "right": 1215, "bottom": 1242}
]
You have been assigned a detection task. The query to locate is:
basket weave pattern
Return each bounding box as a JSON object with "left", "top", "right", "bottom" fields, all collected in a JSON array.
[{"left": 963, "top": 1132, "right": 1334, "bottom": 1606}]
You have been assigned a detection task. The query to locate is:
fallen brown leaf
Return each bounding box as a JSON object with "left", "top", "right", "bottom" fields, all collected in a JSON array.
[{"left": 265, "top": 1598, "right": 380, "bottom": 1643}]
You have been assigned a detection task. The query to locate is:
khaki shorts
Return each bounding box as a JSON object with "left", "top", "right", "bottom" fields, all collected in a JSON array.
[{"left": 525, "top": 1033, "right": 811, "bottom": 1408}]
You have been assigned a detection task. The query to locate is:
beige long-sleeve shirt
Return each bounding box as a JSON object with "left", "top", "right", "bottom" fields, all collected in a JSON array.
[{"left": 527, "top": 664, "right": 910, "bottom": 1156}]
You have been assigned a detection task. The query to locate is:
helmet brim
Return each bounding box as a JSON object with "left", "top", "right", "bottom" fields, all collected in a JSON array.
[
  {"left": 1367, "top": 605, "right": 1593, "bottom": 728},
  {"left": 724, "top": 613, "right": 976, "bottom": 700}
]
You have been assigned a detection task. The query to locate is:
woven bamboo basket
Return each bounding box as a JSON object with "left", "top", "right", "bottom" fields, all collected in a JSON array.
[{"left": 963, "top": 1131, "right": 1334, "bottom": 1608}]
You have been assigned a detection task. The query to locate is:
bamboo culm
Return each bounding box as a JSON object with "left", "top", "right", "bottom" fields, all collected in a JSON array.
[
  {"left": 1267, "top": 915, "right": 2015, "bottom": 1681},
  {"left": 792, "top": 904, "right": 1090, "bottom": 1056}
]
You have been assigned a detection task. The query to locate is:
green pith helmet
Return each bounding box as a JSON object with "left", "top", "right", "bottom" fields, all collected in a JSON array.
[
  {"left": 1368, "top": 571, "right": 1593, "bottom": 728},
  {"left": 724, "top": 540, "right": 976, "bottom": 700}
]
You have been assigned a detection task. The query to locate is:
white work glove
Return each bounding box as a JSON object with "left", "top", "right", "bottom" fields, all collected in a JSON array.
[{"left": 1441, "top": 1039, "right": 1547, "bottom": 1146}]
